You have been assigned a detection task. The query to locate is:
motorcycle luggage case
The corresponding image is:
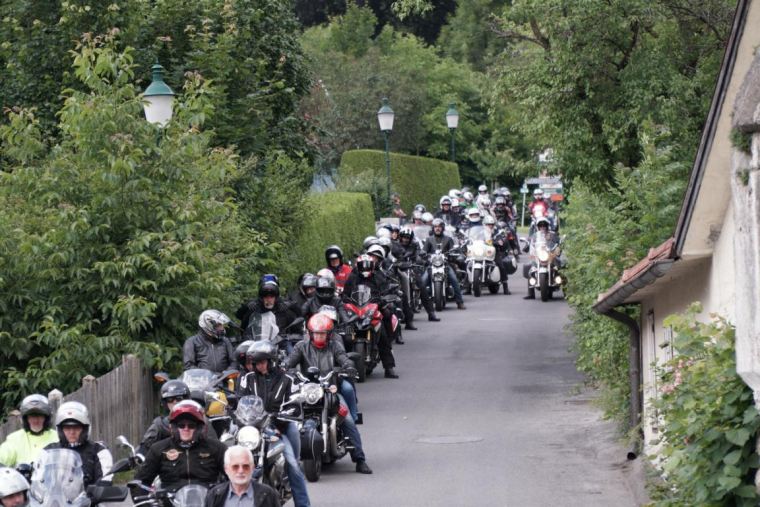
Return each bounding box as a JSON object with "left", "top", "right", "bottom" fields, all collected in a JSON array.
[
  {"left": 523, "top": 263, "right": 531, "bottom": 279},
  {"left": 300, "top": 424, "right": 324, "bottom": 461}
]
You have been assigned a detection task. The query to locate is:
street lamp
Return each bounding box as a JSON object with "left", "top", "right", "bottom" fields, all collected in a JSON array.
[
  {"left": 377, "top": 97, "right": 395, "bottom": 211},
  {"left": 446, "top": 102, "right": 459, "bottom": 162},
  {"left": 143, "top": 63, "right": 174, "bottom": 127}
]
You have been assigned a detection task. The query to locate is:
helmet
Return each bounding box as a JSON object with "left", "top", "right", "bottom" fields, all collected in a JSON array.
[
  {"left": 504, "top": 189, "right": 512, "bottom": 197},
  {"left": 467, "top": 208, "right": 481, "bottom": 221},
  {"left": 413, "top": 204, "right": 426, "bottom": 214},
  {"left": 448, "top": 189, "right": 461, "bottom": 199},
  {"left": 198, "top": 309, "right": 231, "bottom": 338},
  {"left": 376, "top": 228, "right": 391, "bottom": 239},
  {"left": 377, "top": 236, "right": 392, "bottom": 255},
  {"left": 536, "top": 216, "right": 550, "bottom": 228},
  {"left": 492, "top": 187, "right": 504, "bottom": 197},
  {"left": 463, "top": 191, "right": 473, "bottom": 202},
  {"left": 367, "top": 244, "right": 386, "bottom": 261},
  {"left": 169, "top": 400, "right": 207, "bottom": 446},
  {"left": 307, "top": 313, "right": 334, "bottom": 349},
  {"left": 300, "top": 273, "right": 318, "bottom": 295},
  {"left": 451, "top": 197, "right": 460, "bottom": 208},
  {"left": 235, "top": 340, "right": 255, "bottom": 368},
  {"left": 19, "top": 394, "right": 51, "bottom": 433},
  {"left": 494, "top": 196, "right": 506, "bottom": 206},
  {"left": 55, "top": 401, "right": 90, "bottom": 447},
  {"left": 160, "top": 380, "right": 191, "bottom": 404},
  {"left": 421, "top": 212, "right": 434, "bottom": 225},
  {"left": 478, "top": 184, "right": 488, "bottom": 193},
  {"left": 363, "top": 236, "right": 379, "bottom": 250},
  {"left": 0, "top": 468, "right": 29, "bottom": 506},
  {"left": 399, "top": 227, "right": 414, "bottom": 242},
  {"left": 483, "top": 215, "right": 496, "bottom": 226},
  {"left": 325, "top": 245, "right": 343, "bottom": 263},
  {"left": 499, "top": 186, "right": 509, "bottom": 194},
  {"left": 246, "top": 340, "right": 277, "bottom": 364},
  {"left": 258, "top": 280, "right": 280, "bottom": 298},
  {"left": 388, "top": 223, "right": 400, "bottom": 234},
  {"left": 432, "top": 218, "right": 445, "bottom": 229},
  {"left": 439, "top": 196, "right": 452, "bottom": 207},
  {"left": 315, "top": 276, "right": 336, "bottom": 303},
  {"left": 479, "top": 197, "right": 491, "bottom": 207},
  {"left": 533, "top": 188, "right": 544, "bottom": 198},
  {"left": 317, "top": 305, "right": 338, "bottom": 322},
  {"left": 412, "top": 210, "right": 423, "bottom": 221},
  {"left": 356, "top": 254, "right": 375, "bottom": 278},
  {"left": 317, "top": 268, "right": 335, "bottom": 283}
]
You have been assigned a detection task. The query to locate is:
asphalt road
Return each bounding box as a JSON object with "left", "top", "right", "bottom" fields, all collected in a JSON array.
[{"left": 304, "top": 286, "right": 640, "bottom": 507}]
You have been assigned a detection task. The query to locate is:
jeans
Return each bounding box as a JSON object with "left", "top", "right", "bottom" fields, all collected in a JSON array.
[
  {"left": 283, "top": 422, "right": 311, "bottom": 507},
  {"left": 340, "top": 380, "right": 359, "bottom": 421},
  {"left": 421, "top": 265, "right": 463, "bottom": 304},
  {"left": 338, "top": 395, "right": 365, "bottom": 462}
]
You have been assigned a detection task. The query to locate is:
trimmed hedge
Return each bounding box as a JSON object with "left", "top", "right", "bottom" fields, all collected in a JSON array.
[
  {"left": 293, "top": 191, "right": 376, "bottom": 275},
  {"left": 339, "top": 150, "right": 461, "bottom": 215}
]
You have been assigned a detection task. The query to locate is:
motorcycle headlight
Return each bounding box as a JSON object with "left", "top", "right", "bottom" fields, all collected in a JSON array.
[
  {"left": 432, "top": 257, "right": 444, "bottom": 267},
  {"left": 485, "top": 246, "right": 496, "bottom": 258},
  {"left": 237, "top": 426, "right": 261, "bottom": 450},
  {"left": 471, "top": 245, "right": 485, "bottom": 257},
  {"left": 538, "top": 249, "right": 550, "bottom": 262},
  {"left": 302, "top": 383, "right": 324, "bottom": 405}
]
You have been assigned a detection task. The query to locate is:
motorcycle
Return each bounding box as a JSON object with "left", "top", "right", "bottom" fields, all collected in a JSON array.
[
  {"left": 465, "top": 226, "right": 501, "bottom": 297},
  {"left": 525, "top": 231, "right": 565, "bottom": 301},
  {"left": 293, "top": 368, "right": 354, "bottom": 482},
  {"left": 234, "top": 395, "right": 301, "bottom": 505},
  {"left": 29, "top": 448, "right": 129, "bottom": 507},
  {"left": 427, "top": 249, "right": 450, "bottom": 311}
]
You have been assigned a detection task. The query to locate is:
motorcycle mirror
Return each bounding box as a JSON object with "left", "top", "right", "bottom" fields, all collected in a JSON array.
[
  {"left": 153, "top": 372, "right": 170, "bottom": 383},
  {"left": 221, "top": 369, "right": 240, "bottom": 380},
  {"left": 284, "top": 317, "right": 304, "bottom": 331}
]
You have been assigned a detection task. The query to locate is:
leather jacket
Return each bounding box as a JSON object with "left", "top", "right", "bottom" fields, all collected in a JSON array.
[
  {"left": 182, "top": 333, "right": 236, "bottom": 373},
  {"left": 284, "top": 340, "right": 353, "bottom": 385},
  {"left": 135, "top": 435, "right": 226, "bottom": 492},
  {"left": 237, "top": 299, "right": 299, "bottom": 338},
  {"left": 423, "top": 234, "right": 455, "bottom": 255}
]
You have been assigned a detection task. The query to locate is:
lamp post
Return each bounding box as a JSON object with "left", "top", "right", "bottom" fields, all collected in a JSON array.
[
  {"left": 377, "top": 97, "right": 395, "bottom": 211},
  {"left": 446, "top": 102, "right": 459, "bottom": 162},
  {"left": 143, "top": 62, "right": 175, "bottom": 127}
]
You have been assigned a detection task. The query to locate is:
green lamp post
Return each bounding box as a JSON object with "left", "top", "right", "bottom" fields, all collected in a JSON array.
[
  {"left": 446, "top": 102, "right": 459, "bottom": 162},
  {"left": 377, "top": 98, "right": 395, "bottom": 211},
  {"left": 143, "top": 63, "right": 175, "bottom": 127}
]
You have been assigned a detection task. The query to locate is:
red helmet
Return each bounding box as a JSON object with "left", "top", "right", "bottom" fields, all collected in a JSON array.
[
  {"left": 307, "top": 313, "right": 335, "bottom": 349},
  {"left": 169, "top": 400, "right": 207, "bottom": 446}
]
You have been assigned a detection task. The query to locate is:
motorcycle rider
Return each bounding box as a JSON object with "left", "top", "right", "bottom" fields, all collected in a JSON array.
[
  {"left": 342, "top": 255, "right": 401, "bottom": 376},
  {"left": 391, "top": 227, "right": 440, "bottom": 328},
  {"left": 285, "top": 314, "right": 372, "bottom": 474},
  {"left": 324, "top": 245, "right": 353, "bottom": 293},
  {"left": 287, "top": 273, "right": 318, "bottom": 317},
  {"left": 136, "top": 380, "right": 191, "bottom": 460},
  {"left": 136, "top": 400, "right": 226, "bottom": 492},
  {"left": 484, "top": 215, "right": 513, "bottom": 295},
  {"left": 237, "top": 342, "right": 311, "bottom": 507},
  {"left": 524, "top": 216, "right": 558, "bottom": 300},
  {"left": 0, "top": 468, "right": 29, "bottom": 507},
  {"left": 462, "top": 191, "right": 474, "bottom": 209},
  {"left": 391, "top": 193, "right": 407, "bottom": 224},
  {"left": 435, "top": 196, "right": 460, "bottom": 228},
  {"left": 183, "top": 310, "right": 236, "bottom": 373},
  {"left": 0, "top": 395, "right": 57, "bottom": 467},
  {"left": 528, "top": 189, "right": 550, "bottom": 237},
  {"left": 44, "top": 402, "right": 112, "bottom": 487},
  {"left": 301, "top": 276, "right": 349, "bottom": 327},
  {"left": 238, "top": 277, "right": 299, "bottom": 340},
  {"left": 365, "top": 245, "right": 405, "bottom": 344},
  {"left": 422, "top": 219, "right": 466, "bottom": 309}
]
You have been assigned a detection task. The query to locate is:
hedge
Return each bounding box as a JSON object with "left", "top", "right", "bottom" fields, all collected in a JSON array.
[
  {"left": 292, "top": 191, "right": 376, "bottom": 275},
  {"left": 339, "top": 150, "right": 461, "bottom": 215}
]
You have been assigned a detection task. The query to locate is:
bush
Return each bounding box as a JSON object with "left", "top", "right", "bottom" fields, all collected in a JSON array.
[
  {"left": 339, "top": 149, "right": 460, "bottom": 216},
  {"left": 293, "top": 192, "right": 376, "bottom": 275}
]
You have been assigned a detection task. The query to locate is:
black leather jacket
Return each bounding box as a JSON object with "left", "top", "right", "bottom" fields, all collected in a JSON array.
[
  {"left": 182, "top": 333, "right": 236, "bottom": 373},
  {"left": 301, "top": 295, "right": 350, "bottom": 323},
  {"left": 284, "top": 340, "right": 353, "bottom": 386},
  {"left": 237, "top": 299, "right": 299, "bottom": 338},
  {"left": 135, "top": 435, "right": 226, "bottom": 492},
  {"left": 423, "top": 234, "right": 455, "bottom": 255}
]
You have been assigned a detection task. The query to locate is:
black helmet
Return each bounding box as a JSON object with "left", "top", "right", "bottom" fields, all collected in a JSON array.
[
  {"left": 20, "top": 394, "right": 52, "bottom": 433},
  {"left": 300, "top": 273, "right": 318, "bottom": 296},
  {"left": 316, "top": 276, "right": 336, "bottom": 303},
  {"left": 160, "top": 380, "right": 190, "bottom": 405},
  {"left": 235, "top": 340, "right": 255, "bottom": 368},
  {"left": 357, "top": 254, "right": 375, "bottom": 278},
  {"left": 246, "top": 340, "right": 277, "bottom": 364},
  {"left": 325, "top": 245, "right": 343, "bottom": 264},
  {"left": 258, "top": 280, "right": 280, "bottom": 298}
]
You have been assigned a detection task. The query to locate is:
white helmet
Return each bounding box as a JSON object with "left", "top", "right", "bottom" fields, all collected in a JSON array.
[
  {"left": 483, "top": 215, "right": 496, "bottom": 226},
  {"left": 439, "top": 196, "right": 452, "bottom": 207},
  {"left": 467, "top": 208, "right": 481, "bottom": 221},
  {"left": 55, "top": 401, "right": 90, "bottom": 447},
  {"left": 317, "top": 268, "right": 335, "bottom": 283},
  {"left": 198, "top": 309, "right": 230, "bottom": 338},
  {"left": 478, "top": 184, "right": 488, "bottom": 193},
  {"left": 367, "top": 244, "right": 386, "bottom": 260},
  {"left": 376, "top": 227, "right": 391, "bottom": 239},
  {"left": 533, "top": 188, "right": 544, "bottom": 198},
  {"left": 479, "top": 197, "right": 492, "bottom": 208},
  {"left": 421, "top": 212, "right": 434, "bottom": 224},
  {"left": 448, "top": 189, "right": 462, "bottom": 199},
  {"left": 451, "top": 197, "right": 460, "bottom": 208},
  {"left": 0, "top": 468, "right": 29, "bottom": 506},
  {"left": 463, "top": 191, "right": 473, "bottom": 202}
]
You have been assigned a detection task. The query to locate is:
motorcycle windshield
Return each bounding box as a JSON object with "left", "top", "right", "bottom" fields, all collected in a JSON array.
[
  {"left": 248, "top": 312, "right": 279, "bottom": 342},
  {"left": 350, "top": 286, "right": 372, "bottom": 306},
  {"left": 467, "top": 226, "right": 486, "bottom": 242},
  {"left": 234, "top": 396, "right": 267, "bottom": 427},
  {"left": 172, "top": 484, "right": 208, "bottom": 507},
  {"left": 180, "top": 368, "right": 216, "bottom": 392},
  {"left": 30, "top": 449, "right": 86, "bottom": 507}
]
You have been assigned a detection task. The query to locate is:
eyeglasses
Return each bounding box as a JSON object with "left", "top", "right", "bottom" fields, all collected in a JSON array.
[
  {"left": 230, "top": 463, "right": 252, "bottom": 471},
  {"left": 176, "top": 422, "right": 197, "bottom": 430},
  {"left": 165, "top": 397, "right": 184, "bottom": 404}
]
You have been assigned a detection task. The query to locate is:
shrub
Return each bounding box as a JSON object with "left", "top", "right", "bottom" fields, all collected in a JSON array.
[
  {"left": 293, "top": 192, "right": 376, "bottom": 275},
  {"left": 650, "top": 304, "right": 760, "bottom": 506},
  {"left": 339, "top": 149, "right": 460, "bottom": 216}
]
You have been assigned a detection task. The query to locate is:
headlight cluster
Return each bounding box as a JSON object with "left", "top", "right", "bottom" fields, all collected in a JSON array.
[{"left": 302, "top": 383, "right": 324, "bottom": 405}]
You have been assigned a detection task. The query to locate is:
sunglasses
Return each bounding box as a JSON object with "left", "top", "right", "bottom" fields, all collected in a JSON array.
[
  {"left": 165, "top": 397, "right": 184, "bottom": 404},
  {"left": 230, "top": 463, "right": 252, "bottom": 471},
  {"left": 176, "top": 422, "right": 197, "bottom": 430}
]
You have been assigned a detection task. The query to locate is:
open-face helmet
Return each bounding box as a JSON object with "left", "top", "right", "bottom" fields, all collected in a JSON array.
[
  {"left": 0, "top": 468, "right": 29, "bottom": 507},
  {"left": 483, "top": 215, "right": 496, "bottom": 226},
  {"left": 300, "top": 273, "right": 318, "bottom": 297},
  {"left": 367, "top": 244, "right": 386, "bottom": 262},
  {"left": 160, "top": 380, "right": 191, "bottom": 407},
  {"left": 448, "top": 189, "right": 462, "bottom": 199},
  {"left": 376, "top": 227, "right": 391, "bottom": 239},
  {"left": 325, "top": 245, "right": 343, "bottom": 264},
  {"left": 462, "top": 191, "right": 473, "bottom": 203},
  {"left": 378, "top": 236, "right": 392, "bottom": 256},
  {"left": 421, "top": 212, "right": 434, "bottom": 225},
  {"left": 169, "top": 400, "right": 207, "bottom": 446},
  {"left": 363, "top": 236, "right": 379, "bottom": 250},
  {"left": 19, "top": 394, "right": 52, "bottom": 433},
  {"left": 439, "top": 196, "right": 452, "bottom": 207},
  {"left": 413, "top": 204, "right": 426, "bottom": 214},
  {"left": 533, "top": 188, "right": 544, "bottom": 199},
  {"left": 55, "top": 401, "right": 90, "bottom": 447},
  {"left": 478, "top": 184, "right": 488, "bottom": 194},
  {"left": 536, "top": 216, "right": 550, "bottom": 229}
]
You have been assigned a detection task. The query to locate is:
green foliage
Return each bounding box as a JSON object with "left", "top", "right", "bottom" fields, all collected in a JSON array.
[
  {"left": 336, "top": 169, "right": 392, "bottom": 220},
  {"left": 730, "top": 128, "right": 752, "bottom": 155},
  {"left": 563, "top": 126, "right": 688, "bottom": 425},
  {"left": 293, "top": 192, "right": 376, "bottom": 275},
  {"left": 0, "top": 37, "right": 266, "bottom": 414},
  {"left": 339, "top": 149, "right": 461, "bottom": 216},
  {"left": 649, "top": 304, "right": 760, "bottom": 506}
]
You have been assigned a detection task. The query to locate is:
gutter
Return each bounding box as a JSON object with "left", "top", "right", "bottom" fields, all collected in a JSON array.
[{"left": 592, "top": 259, "right": 675, "bottom": 314}]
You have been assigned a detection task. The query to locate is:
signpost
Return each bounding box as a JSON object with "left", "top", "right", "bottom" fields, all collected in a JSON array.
[{"left": 520, "top": 184, "right": 529, "bottom": 227}]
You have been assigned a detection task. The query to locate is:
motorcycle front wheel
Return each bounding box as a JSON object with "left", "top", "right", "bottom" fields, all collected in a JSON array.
[
  {"left": 434, "top": 281, "right": 444, "bottom": 311},
  {"left": 354, "top": 341, "right": 367, "bottom": 383},
  {"left": 303, "top": 458, "right": 321, "bottom": 482},
  {"left": 473, "top": 268, "right": 482, "bottom": 297},
  {"left": 539, "top": 272, "right": 551, "bottom": 302}
]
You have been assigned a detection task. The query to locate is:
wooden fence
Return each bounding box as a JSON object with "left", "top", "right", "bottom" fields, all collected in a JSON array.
[{"left": 0, "top": 355, "right": 158, "bottom": 450}]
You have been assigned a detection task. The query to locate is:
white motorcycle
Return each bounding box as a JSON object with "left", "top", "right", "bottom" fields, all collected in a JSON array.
[{"left": 465, "top": 226, "right": 501, "bottom": 297}]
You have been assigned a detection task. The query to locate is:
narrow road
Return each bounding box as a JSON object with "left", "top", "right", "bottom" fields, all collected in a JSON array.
[{"left": 305, "top": 288, "right": 639, "bottom": 506}]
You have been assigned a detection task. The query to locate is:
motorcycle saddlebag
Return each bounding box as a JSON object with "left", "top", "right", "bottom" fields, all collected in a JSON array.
[
  {"left": 505, "top": 256, "right": 518, "bottom": 275},
  {"left": 522, "top": 263, "right": 531, "bottom": 279},
  {"left": 300, "top": 423, "right": 324, "bottom": 461}
]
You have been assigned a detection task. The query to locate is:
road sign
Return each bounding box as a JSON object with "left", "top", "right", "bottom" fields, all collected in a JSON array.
[{"left": 520, "top": 184, "right": 529, "bottom": 194}]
